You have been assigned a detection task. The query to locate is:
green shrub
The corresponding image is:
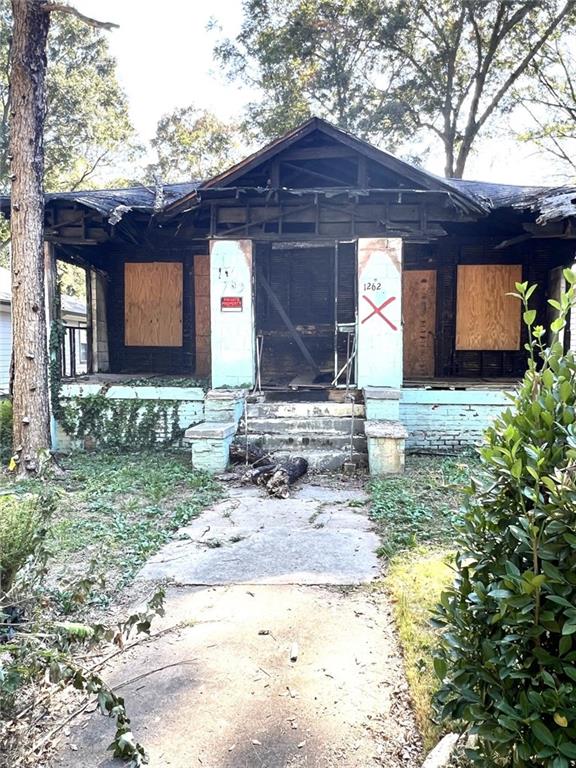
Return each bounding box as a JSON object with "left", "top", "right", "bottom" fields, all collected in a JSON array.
[
  {"left": 433, "top": 274, "right": 576, "bottom": 767},
  {"left": 0, "top": 494, "right": 43, "bottom": 593},
  {"left": 0, "top": 398, "right": 12, "bottom": 462}
]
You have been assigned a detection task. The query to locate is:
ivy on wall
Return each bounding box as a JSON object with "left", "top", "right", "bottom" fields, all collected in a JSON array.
[
  {"left": 58, "top": 394, "right": 183, "bottom": 450},
  {"left": 49, "top": 302, "right": 193, "bottom": 450}
]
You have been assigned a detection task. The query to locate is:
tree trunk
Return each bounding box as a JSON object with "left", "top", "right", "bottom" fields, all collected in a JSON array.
[{"left": 9, "top": 0, "right": 51, "bottom": 475}]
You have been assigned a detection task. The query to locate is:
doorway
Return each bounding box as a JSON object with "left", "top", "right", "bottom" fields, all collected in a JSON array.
[{"left": 254, "top": 241, "right": 357, "bottom": 388}]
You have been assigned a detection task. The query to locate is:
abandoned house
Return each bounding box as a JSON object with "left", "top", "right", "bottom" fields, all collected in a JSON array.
[{"left": 2, "top": 117, "right": 576, "bottom": 472}]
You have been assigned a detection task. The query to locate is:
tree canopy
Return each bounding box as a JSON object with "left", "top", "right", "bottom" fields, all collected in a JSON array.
[
  {"left": 215, "top": 0, "right": 576, "bottom": 177},
  {"left": 519, "top": 40, "right": 576, "bottom": 177},
  {"left": 0, "top": 0, "right": 135, "bottom": 192},
  {"left": 146, "top": 106, "right": 241, "bottom": 184}
]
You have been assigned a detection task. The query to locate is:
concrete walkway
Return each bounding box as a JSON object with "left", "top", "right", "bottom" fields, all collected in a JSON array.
[{"left": 54, "top": 478, "right": 421, "bottom": 768}]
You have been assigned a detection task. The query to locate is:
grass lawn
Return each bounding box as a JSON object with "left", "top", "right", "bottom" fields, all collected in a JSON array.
[
  {"left": 0, "top": 451, "right": 221, "bottom": 611},
  {"left": 370, "top": 454, "right": 481, "bottom": 750}
]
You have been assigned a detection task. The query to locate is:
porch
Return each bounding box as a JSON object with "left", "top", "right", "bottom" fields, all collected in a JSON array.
[{"left": 51, "top": 229, "right": 558, "bottom": 467}]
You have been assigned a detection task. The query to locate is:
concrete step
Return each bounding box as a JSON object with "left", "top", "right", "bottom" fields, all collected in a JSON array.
[
  {"left": 271, "top": 449, "right": 368, "bottom": 471},
  {"left": 243, "top": 417, "right": 365, "bottom": 435},
  {"left": 249, "top": 432, "right": 367, "bottom": 453},
  {"left": 246, "top": 401, "right": 365, "bottom": 420}
]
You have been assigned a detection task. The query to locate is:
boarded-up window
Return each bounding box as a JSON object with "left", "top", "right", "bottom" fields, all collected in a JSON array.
[
  {"left": 124, "top": 262, "right": 183, "bottom": 347},
  {"left": 455, "top": 264, "right": 521, "bottom": 351},
  {"left": 403, "top": 269, "right": 436, "bottom": 377}
]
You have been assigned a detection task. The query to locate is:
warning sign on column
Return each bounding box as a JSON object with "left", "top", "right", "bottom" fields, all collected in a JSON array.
[{"left": 221, "top": 296, "right": 243, "bottom": 312}]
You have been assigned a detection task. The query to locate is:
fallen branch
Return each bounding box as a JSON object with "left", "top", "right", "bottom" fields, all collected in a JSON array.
[
  {"left": 244, "top": 455, "right": 308, "bottom": 498},
  {"left": 230, "top": 441, "right": 271, "bottom": 467},
  {"left": 16, "top": 620, "right": 185, "bottom": 724}
]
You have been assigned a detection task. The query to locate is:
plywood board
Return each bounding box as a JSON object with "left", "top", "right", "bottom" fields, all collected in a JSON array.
[
  {"left": 194, "top": 254, "right": 211, "bottom": 377},
  {"left": 125, "top": 262, "right": 183, "bottom": 347},
  {"left": 403, "top": 270, "right": 436, "bottom": 377},
  {"left": 455, "top": 264, "right": 521, "bottom": 351}
]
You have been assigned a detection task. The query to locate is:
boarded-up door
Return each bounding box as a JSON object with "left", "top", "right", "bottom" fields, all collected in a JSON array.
[
  {"left": 455, "top": 264, "right": 521, "bottom": 351},
  {"left": 124, "top": 262, "right": 183, "bottom": 347},
  {"left": 402, "top": 270, "right": 436, "bottom": 378}
]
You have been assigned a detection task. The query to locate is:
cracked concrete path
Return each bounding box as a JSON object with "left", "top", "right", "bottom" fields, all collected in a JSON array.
[
  {"left": 53, "top": 479, "right": 421, "bottom": 768},
  {"left": 139, "top": 481, "right": 380, "bottom": 585}
]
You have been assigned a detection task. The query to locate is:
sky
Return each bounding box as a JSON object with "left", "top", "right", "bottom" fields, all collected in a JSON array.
[{"left": 73, "top": 0, "right": 565, "bottom": 187}]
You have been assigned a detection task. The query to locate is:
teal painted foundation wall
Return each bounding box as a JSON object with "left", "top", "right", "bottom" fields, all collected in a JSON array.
[{"left": 400, "top": 388, "right": 511, "bottom": 452}]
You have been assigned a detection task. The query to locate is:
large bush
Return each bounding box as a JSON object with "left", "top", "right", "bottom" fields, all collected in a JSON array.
[{"left": 433, "top": 275, "right": 576, "bottom": 767}]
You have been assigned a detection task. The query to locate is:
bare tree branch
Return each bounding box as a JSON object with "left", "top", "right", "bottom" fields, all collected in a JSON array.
[
  {"left": 42, "top": 3, "right": 119, "bottom": 31},
  {"left": 69, "top": 150, "right": 110, "bottom": 191}
]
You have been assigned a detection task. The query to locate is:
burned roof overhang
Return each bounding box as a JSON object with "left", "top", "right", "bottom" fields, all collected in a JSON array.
[
  {"left": 512, "top": 186, "right": 576, "bottom": 226},
  {"left": 0, "top": 181, "right": 201, "bottom": 226}
]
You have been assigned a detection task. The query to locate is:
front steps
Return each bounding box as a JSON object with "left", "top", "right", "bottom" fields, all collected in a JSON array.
[{"left": 240, "top": 399, "right": 367, "bottom": 471}]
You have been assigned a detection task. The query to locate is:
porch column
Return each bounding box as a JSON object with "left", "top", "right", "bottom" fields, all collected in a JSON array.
[
  {"left": 209, "top": 239, "right": 255, "bottom": 388},
  {"left": 357, "top": 238, "right": 403, "bottom": 388}
]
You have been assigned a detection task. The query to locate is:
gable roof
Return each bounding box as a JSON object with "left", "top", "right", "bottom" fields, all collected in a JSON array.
[
  {"left": 0, "top": 118, "right": 574, "bottom": 227},
  {"left": 164, "top": 116, "right": 486, "bottom": 216}
]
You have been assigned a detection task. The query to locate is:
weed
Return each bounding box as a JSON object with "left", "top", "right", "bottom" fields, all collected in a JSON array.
[
  {"left": 0, "top": 399, "right": 12, "bottom": 463},
  {"left": 0, "top": 452, "right": 221, "bottom": 603},
  {"left": 385, "top": 548, "right": 453, "bottom": 749},
  {"left": 0, "top": 493, "right": 53, "bottom": 591},
  {"left": 369, "top": 455, "right": 479, "bottom": 556}
]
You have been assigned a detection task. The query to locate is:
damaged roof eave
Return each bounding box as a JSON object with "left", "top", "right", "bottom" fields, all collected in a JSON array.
[
  {"left": 514, "top": 186, "right": 576, "bottom": 226},
  {"left": 163, "top": 184, "right": 488, "bottom": 221}
]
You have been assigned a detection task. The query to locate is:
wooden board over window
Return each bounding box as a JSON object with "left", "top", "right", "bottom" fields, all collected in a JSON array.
[
  {"left": 455, "top": 264, "right": 521, "bottom": 351},
  {"left": 125, "top": 262, "right": 183, "bottom": 347},
  {"left": 403, "top": 269, "right": 436, "bottom": 377}
]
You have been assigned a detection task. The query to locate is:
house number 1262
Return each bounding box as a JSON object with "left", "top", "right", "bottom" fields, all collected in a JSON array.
[{"left": 362, "top": 281, "right": 382, "bottom": 291}]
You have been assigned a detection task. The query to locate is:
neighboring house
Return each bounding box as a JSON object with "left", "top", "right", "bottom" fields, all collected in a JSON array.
[
  {"left": 1, "top": 116, "right": 576, "bottom": 465},
  {"left": 0, "top": 267, "right": 87, "bottom": 393}
]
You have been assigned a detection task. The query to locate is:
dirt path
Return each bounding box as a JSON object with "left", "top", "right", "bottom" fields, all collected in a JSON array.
[{"left": 54, "top": 478, "right": 421, "bottom": 768}]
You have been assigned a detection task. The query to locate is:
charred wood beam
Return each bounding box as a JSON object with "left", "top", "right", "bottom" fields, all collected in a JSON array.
[
  {"left": 279, "top": 146, "right": 356, "bottom": 160},
  {"left": 280, "top": 160, "right": 353, "bottom": 187},
  {"left": 215, "top": 202, "right": 317, "bottom": 237}
]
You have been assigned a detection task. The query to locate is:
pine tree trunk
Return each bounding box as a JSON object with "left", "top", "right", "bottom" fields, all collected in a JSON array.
[{"left": 9, "top": 0, "right": 51, "bottom": 475}]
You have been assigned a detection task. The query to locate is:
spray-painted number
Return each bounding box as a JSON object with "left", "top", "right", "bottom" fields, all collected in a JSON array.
[{"left": 363, "top": 281, "right": 382, "bottom": 291}]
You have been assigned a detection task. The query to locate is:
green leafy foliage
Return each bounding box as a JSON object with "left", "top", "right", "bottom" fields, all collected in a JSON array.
[
  {"left": 433, "top": 272, "right": 576, "bottom": 766},
  {"left": 0, "top": 1, "right": 137, "bottom": 192},
  {"left": 59, "top": 394, "right": 184, "bottom": 450},
  {"left": 0, "top": 492, "right": 52, "bottom": 592},
  {"left": 146, "top": 105, "right": 241, "bottom": 183},
  {"left": 0, "top": 398, "right": 12, "bottom": 462},
  {"left": 215, "top": 0, "right": 576, "bottom": 176}
]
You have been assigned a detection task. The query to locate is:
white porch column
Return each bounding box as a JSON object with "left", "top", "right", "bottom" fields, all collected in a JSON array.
[
  {"left": 209, "top": 239, "right": 255, "bottom": 388},
  {"left": 357, "top": 237, "right": 403, "bottom": 388}
]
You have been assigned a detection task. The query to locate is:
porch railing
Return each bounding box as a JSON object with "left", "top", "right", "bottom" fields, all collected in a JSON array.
[{"left": 61, "top": 325, "right": 88, "bottom": 379}]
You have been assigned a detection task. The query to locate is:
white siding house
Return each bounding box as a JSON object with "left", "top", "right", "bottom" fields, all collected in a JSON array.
[{"left": 0, "top": 267, "right": 87, "bottom": 393}]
